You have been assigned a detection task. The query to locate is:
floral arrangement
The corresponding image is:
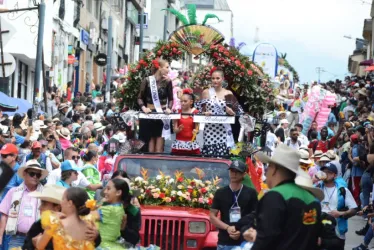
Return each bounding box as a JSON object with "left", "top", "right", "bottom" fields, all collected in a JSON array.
[
  {"left": 130, "top": 168, "right": 222, "bottom": 209},
  {"left": 115, "top": 41, "right": 184, "bottom": 109},
  {"left": 278, "top": 53, "right": 299, "bottom": 82}
]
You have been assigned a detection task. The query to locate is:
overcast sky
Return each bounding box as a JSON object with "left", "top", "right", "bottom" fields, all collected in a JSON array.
[{"left": 227, "top": 0, "right": 370, "bottom": 83}]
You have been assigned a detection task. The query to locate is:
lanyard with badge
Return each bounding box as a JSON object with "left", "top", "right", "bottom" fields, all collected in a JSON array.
[
  {"left": 322, "top": 187, "right": 336, "bottom": 212},
  {"left": 229, "top": 185, "right": 243, "bottom": 223}
]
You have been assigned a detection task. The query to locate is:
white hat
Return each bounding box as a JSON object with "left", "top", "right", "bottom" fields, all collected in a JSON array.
[
  {"left": 56, "top": 128, "right": 71, "bottom": 140},
  {"left": 112, "top": 132, "right": 126, "bottom": 143},
  {"left": 295, "top": 174, "right": 324, "bottom": 201},
  {"left": 326, "top": 150, "right": 339, "bottom": 161},
  {"left": 18, "top": 159, "right": 49, "bottom": 180},
  {"left": 312, "top": 150, "right": 323, "bottom": 158},
  {"left": 358, "top": 88, "right": 368, "bottom": 96},
  {"left": 58, "top": 103, "right": 69, "bottom": 110},
  {"left": 34, "top": 120, "right": 47, "bottom": 129},
  {"left": 94, "top": 122, "right": 106, "bottom": 131},
  {"left": 299, "top": 149, "right": 312, "bottom": 165},
  {"left": 256, "top": 144, "right": 304, "bottom": 175},
  {"left": 29, "top": 184, "right": 66, "bottom": 204},
  {"left": 280, "top": 119, "right": 289, "bottom": 125},
  {"left": 354, "top": 83, "right": 359, "bottom": 87},
  {"left": 318, "top": 154, "right": 331, "bottom": 163}
]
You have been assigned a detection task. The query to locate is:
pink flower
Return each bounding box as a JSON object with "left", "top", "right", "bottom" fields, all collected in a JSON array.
[
  {"left": 198, "top": 197, "right": 204, "bottom": 204},
  {"left": 153, "top": 193, "right": 160, "bottom": 199},
  {"left": 164, "top": 197, "right": 171, "bottom": 203}
]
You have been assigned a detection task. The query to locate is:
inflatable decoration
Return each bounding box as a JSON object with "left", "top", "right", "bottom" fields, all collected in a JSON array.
[{"left": 300, "top": 85, "right": 336, "bottom": 134}]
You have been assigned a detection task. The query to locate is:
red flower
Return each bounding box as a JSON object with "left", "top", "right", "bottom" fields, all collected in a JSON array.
[
  {"left": 219, "top": 47, "right": 224, "bottom": 53},
  {"left": 127, "top": 77, "right": 132, "bottom": 81},
  {"left": 208, "top": 198, "right": 213, "bottom": 205},
  {"left": 157, "top": 51, "right": 162, "bottom": 56},
  {"left": 159, "top": 193, "right": 165, "bottom": 199},
  {"left": 172, "top": 48, "right": 177, "bottom": 53},
  {"left": 188, "top": 188, "right": 193, "bottom": 193},
  {"left": 224, "top": 51, "right": 230, "bottom": 56},
  {"left": 190, "top": 181, "right": 196, "bottom": 186},
  {"left": 136, "top": 64, "right": 141, "bottom": 70},
  {"left": 224, "top": 60, "right": 229, "bottom": 65},
  {"left": 210, "top": 45, "right": 216, "bottom": 49},
  {"left": 213, "top": 52, "right": 219, "bottom": 58},
  {"left": 177, "top": 177, "right": 184, "bottom": 182},
  {"left": 240, "top": 72, "right": 244, "bottom": 76},
  {"left": 235, "top": 60, "right": 241, "bottom": 66},
  {"left": 241, "top": 65, "right": 245, "bottom": 70},
  {"left": 230, "top": 56, "right": 235, "bottom": 61},
  {"left": 166, "top": 45, "right": 170, "bottom": 49},
  {"left": 248, "top": 70, "right": 253, "bottom": 76},
  {"left": 171, "top": 197, "right": 176, "bottom": 202},
  {"left": 177, "top": 51, "right": 182, "bottom": 55},
  {"left": 145, "top": 189, "right": 151, "bottom": 194},
  {"left": 200, "top": 188, "right": 207, "bottom": 194}
]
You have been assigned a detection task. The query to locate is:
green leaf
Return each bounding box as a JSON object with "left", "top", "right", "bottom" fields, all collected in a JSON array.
[
  {"left": 187, "top": 4, "right": 197, "bottom": 25},
  {"left": 202, "top": 14, "right": 221, "bottom": 25},
  {"left": 162, "top": 8, "right": 189, "bottom": 25}
]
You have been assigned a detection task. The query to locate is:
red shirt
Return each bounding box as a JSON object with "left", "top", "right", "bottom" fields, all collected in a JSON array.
[
  {"left": 308, "top": 136, "right": 337, "bottom": 153},
  {"left": 67, "top": 88, "right": 72, "bottom": 102},
  {"left": 175, "top": 109, "right": 198, "bottom": 141}
]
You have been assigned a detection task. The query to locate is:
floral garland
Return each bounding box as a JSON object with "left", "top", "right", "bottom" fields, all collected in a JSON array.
[
  {"left": 193, "top": 44, "right": 273, "bottom": 115},
  {"left": 130, "top": 168, "right": 221, "bottom": 209},
  {"left": 116, "top": 41, "right": 184, "bottom": 109}
]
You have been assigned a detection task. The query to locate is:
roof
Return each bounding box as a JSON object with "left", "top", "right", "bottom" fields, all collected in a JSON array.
[{"left": 214, "top": 0, "right": 231, "bottom": 11}]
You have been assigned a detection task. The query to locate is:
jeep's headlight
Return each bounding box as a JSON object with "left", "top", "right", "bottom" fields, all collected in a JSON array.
[{"left": 189, "top": 221, "right": 206, "bottom": 234}]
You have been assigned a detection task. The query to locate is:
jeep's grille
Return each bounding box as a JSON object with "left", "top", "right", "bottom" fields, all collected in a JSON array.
[{"left": 144, "top": 218, "right": 186, "bottom": 250}]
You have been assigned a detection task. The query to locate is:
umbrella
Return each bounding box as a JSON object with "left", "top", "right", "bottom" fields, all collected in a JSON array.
[
  {"left": 365, "top": 65, "right": 374, "bottom": 72},
  {"left": 0, "top": 91, "right": 42, "bottom": 115}
]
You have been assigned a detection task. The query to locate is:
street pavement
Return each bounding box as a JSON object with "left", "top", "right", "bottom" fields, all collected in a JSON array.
[{"left": 346, "top": 216, "right": 373, "bottom": 250}]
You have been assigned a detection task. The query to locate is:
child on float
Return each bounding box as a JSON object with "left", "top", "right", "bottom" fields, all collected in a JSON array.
[{"left": 171, "top": 89, "right": 201, "bottom": 155}]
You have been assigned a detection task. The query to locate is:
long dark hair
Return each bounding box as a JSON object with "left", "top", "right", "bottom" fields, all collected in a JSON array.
[
  {"left": 110, "top": 179, "right": 130, "bottom": 204},
  {"left": 66, "top": 187, "right": 90, "bottom": 216}
]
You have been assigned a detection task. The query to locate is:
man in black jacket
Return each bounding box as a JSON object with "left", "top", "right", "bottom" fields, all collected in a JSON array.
[{"left": 245, "top": 144, "right": 323, "bottom": 250}]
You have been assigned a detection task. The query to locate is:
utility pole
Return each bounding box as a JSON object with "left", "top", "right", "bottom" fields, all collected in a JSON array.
[
  {"left": 32, "top": 0, "right": 46, "bottom": 120},
  {"left": 316, "top": 67, "right": 324, "bottom": 84},
  {"left": 139, "top": 8, "right": 144, "bottom": 58},
  {"left": 105, "top": 0, "right": 113, "bottom": 103},
  {"left": 163, "top": 3, "right": 169, "bottom": 41}
]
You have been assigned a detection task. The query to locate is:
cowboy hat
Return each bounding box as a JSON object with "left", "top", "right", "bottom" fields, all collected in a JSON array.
[
  {"left": 18, "top": 159, "right": 49, "bottom": 180},
  {"left": 358, "top": 88, "right": 367, "bottom": 96},
  {"left": 58, "top": 103, "right": 69, "bottom": 110},
  {"left": 29, "top": 184, "right": 66, "bottom": 204},
  {"left": 299, "top": 149, "right": 312, "bottom": 165},
  {"left": 94, "top": 122, "right": 106, "bottom": 131},
  {"left": 295, "top": 174, "right": 324, "bottom": 201},
  {"left": 56, "top": 127, "right": 71, "bottom": 140},
  {"left": 256, "top": 144, "right": 303, "bottom": 175},
  {"left": 318, "top": 154, "right": 331, "bottom": 163},
  {"left": 326, "top": 150, "right": 339, "bottom": 161}
]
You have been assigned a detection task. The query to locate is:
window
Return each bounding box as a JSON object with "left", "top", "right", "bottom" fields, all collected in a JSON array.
[
  {"left": 94, "top": 0, "right": 100, "bottom": 19},
  {"left": 86, "top": 0, "right": 92, "bottom": 13},
  {"left": 17, "top": 62, "right": 28, "bottom": 100}
]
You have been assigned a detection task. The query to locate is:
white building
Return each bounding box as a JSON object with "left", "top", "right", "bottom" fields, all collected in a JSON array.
[{"left": 0, "top": 0, "right": 53, "bottom": 102}]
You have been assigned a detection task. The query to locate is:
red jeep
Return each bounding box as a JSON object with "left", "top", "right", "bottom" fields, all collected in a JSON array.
[{"left": 114, "top": 154, "right": 231, "bottom": 250}]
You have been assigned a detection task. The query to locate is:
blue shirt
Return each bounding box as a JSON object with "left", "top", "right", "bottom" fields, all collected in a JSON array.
[
  {"left": 352, "top": 144, "right": 365, "bottom": 177},
  {"left": 0, "top": 163, "right": 23, "bottom": 201},
  {"left": 56, "top": 180, "right": 70, "bottom": 188}
]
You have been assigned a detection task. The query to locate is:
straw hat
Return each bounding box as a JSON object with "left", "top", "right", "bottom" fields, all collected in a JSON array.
[
  {"left": 29, "top": 184, "right": 66, "bottom": 204},
  {"left": 256, "top": 144, "right": 304, "bottom": 175},
  {"left": 312, "top": 150, "right": 323, "bottom": 158},
  {"left": 299, "top": 149, "right": 312, "bottom": 165},
  {"left": 18, "top": 159, "right": 49, "bottom": 180},
  {"left": 58, "top": 103, "right": 69, "bottom": 111},
  {"left": 295, "top": 174, "right": 324, "bottom": 201},
  {"left": 318, "top": 153, "right": 331, "bottom": 163},
  {"left": 34, "top": 120, "right": 47, "bottom": 129},
  {"left": 112, "top": 132, "right": 126, "bottom": 143},
  {"left": 94, "top": 122, "right": 106, "bottom": 131},
  {"left": 326, "top": 150, "right": 339, "bottom": 161},
  {"left": 56, "top": 127, "right": 71, "bottom": 140},
  {"left": 358, "top": 88, "right": 367, "bottom": 96}
]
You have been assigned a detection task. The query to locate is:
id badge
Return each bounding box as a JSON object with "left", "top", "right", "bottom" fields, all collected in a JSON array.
[
  {"left": 229, "top": 207, "right": 241, "bottom": 223},
  {"left": 321, "top": 201, "right": 330, "bottom": 212},
  {"left": 23, "top": 205, "right": 33, "bottom": 217}
]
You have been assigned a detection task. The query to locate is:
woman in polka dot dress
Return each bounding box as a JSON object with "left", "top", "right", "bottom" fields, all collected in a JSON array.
[{"left": 200, "top": 70, "right": 240, "bottom": 157}]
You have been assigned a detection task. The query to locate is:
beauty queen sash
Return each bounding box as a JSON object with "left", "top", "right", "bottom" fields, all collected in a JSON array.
[
  {"left": 149, "top": 76, "right": 171, "bottom": 139},
  {"left": 209, "top": 88, "right": 235, "bottom": 148}
]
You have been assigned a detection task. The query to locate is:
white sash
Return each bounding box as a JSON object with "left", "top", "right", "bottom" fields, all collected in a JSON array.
[
  {"left": 149, "top": 76, "right": 171, "bottom": 139},
  {"left": 208, "top": 88, "right": 235, "bottom": 148}
]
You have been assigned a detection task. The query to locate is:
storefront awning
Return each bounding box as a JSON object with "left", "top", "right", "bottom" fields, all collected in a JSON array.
[{"left": 360, "top": 59, "right": 373, "bottom": 66}]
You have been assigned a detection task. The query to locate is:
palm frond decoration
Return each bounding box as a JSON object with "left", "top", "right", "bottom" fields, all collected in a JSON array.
[
  {"left": 162, "top": 8, "right": 189, "bottom": 25},
  {"left": 187, "top": 4, "right": 197, "bottom": 25},
  {"left": 202, "top": 14, "right": 221, "bottom": 25}
]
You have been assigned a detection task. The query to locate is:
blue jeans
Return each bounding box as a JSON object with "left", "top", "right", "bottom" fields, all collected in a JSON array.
[
  {"left": 360, "top": 172, "right": 373, "bottom": 207},
  {"left": 217, "top": 245, "right": 239, "bottom": 250},
  {"left": 8, "top": 235, "right": 26, "bottom": 248},
  {"left": 364, "top": 224, "right": 374, "bottom": 245}
]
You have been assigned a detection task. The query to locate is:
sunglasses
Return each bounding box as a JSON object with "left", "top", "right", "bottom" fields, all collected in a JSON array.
[
  {"left": 1, "top": 154, "right": 13, "bottom": 159},
  {"left": 27, "top": 171, "right": 42, "bottom": 179},
  {"left": 72, "top": 156, "right": 80, "bottom": 160}
]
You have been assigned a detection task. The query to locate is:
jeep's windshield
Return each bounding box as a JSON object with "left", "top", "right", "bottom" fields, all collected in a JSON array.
[{"left": 117, "top": 158, "right": 230, "bottom": 186}]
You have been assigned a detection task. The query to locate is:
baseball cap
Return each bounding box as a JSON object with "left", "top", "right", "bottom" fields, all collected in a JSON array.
[
  {"left": 31, "top": 141, "right": 42, "bottom": 149},
  {"left": 60, "top": 160, "right": 81, "bottom": 172},
  {"left": 228, "top": 160, "right": 247, "bottom": 173},
  {"left": 0, "top": 143, "right": 19, "bottom": 155},
  {"left": 350, "top": 134, "right": 359, "bottom": 141},
  {"left": 320, "top": 162, "right": 338, "bottom": 175}
]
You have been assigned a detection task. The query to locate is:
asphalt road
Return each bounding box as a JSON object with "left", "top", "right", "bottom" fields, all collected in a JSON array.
[{"left": 346, "top": 216, "right": 374, "bottom": 250}]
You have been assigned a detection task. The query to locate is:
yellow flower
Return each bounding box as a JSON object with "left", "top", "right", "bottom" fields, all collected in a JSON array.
[
  {"left": 85, "top": 200, "right": 97, "bottom": 210},
  {"left": 177, "top": 185, "right": 184, "bottom": 190}
]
